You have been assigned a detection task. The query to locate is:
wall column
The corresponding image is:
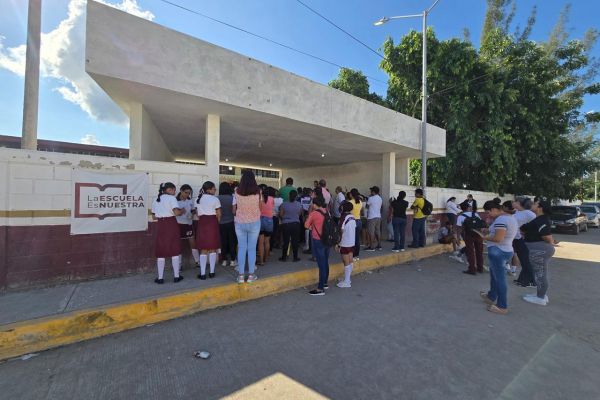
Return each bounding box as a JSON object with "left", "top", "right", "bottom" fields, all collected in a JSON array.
[
  {"left": 396, "top": 158, "right": 410, "bottom": 185},
  {"left": 205, "top": 114, "right": 220, "bottom": 184},
  {"left": 128, "top": 103, "right": 174, "bottom": 162},
  {"left": 21, "top": 0, "right": 42, "bottom": 151}
]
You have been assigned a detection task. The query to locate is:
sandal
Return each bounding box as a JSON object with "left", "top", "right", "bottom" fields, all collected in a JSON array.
[
  {"left": 487, "top": 304, "right": 508, "bottom": 315},
  {"left": 479, "top": 291, "right": 494, "bottom": 305}
]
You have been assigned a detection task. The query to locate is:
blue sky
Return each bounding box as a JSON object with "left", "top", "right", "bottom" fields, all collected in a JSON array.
[{"left": 0, "top": 0, "right": 598, "bottom": 149}]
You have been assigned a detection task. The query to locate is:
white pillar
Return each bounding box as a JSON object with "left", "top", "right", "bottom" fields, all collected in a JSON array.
[
  {"left": 396, "top": 158, "right": 410, "bottom": 185},
  {"left": 128, "top": 103, "right": 173, "bottom": 161},
  {"left": 21, "top": 0, "right": 42, "bottom": 151},
  {"left": 205, "top": 114, "right": 220, "bottom": 184},
  {"left": 128, "top": 103, "right": 143, "bottom": 160}
]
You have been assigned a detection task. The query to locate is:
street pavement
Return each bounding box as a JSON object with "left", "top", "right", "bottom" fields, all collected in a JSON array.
[{"left": 1, "top": 229, "right": 599, "bottom": 400}]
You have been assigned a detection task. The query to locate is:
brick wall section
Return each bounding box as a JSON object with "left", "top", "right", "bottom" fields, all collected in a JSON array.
[{"left": 2, "top": 222, "right": 204, "bottom": 289}]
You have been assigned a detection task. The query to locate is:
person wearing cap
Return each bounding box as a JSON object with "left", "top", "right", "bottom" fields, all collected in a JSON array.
[{"left": 365, "top": 186, "right": 383, "bottom": 251}]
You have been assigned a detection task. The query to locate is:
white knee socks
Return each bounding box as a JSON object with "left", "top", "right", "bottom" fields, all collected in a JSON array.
[
  {"left": 344, "top": 264, "right": 353, "bottom": 284},
  {"left": 191, "top": 249, "right": 200, "bottom": 264},
  {"left": 157, "top": 258, "right": 165, "bottom": 279},
  {"left": 200, "top": 254, "right": 208, "bottom": 276},
  {"left": 172, "top": 255, "right": 181, "bottom": 278},
  {"left": 209, "top": 253, "right": 217, "bottom": 274}
]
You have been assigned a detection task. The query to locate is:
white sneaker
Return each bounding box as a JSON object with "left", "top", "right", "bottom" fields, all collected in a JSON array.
[
  {"left": 336, "top": 281, "right": 351, "bottom": 288},
  {"left": 247, "top": 274, "right": 258, "bottom": 283},
  {"left": 353, "top": 257, "right": 360, "bottom": 262},
  {"left": 523, "top": 295, "right": 547, "bottom": 306},
  {"left": 525, "top": 294, "right": 549, "bottom": 304},
  {"left": 237, "top": 274, "right": 245, "bottom": 284},
  {"left": 449, "top": 255, "right": 464, "bottom": 264},
  {"left": 221, "top": 261, "right": 228, "bottom": 267},
  {"left": 230, "top": 260, "right": 238, "bottom": 267}
]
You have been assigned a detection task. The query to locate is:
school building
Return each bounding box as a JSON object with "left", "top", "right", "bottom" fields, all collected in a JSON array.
[{"left": 0, "top": 1, "right": 509, "bottom": 290}]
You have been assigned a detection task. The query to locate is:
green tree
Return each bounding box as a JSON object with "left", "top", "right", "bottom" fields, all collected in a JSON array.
[
  {"left": 377, "top": 2, "right": 599, "bottom": 199},
  {"left": 328, "top": 67, "right": 384, "bottom": 105}
]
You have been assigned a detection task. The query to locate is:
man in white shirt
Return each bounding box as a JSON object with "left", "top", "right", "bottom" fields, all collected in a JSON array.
[
  {"left": 332, "top": 186, "right": 345, "bottom": 223},
  {"left": 365, "top": 186, "right": 383, "bottom": 251}
]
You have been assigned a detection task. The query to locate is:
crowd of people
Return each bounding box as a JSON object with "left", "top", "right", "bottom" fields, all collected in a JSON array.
[{"left": 152, "top": 171, "right": 557, "bottom": 310}]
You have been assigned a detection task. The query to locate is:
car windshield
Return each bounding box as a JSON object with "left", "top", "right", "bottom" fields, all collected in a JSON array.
[
  {"left": 580, "top": 206, "right": 597, "bottom": 213},
  {"left": 551, "top": 207, "right": 577, "bottom": 217}
]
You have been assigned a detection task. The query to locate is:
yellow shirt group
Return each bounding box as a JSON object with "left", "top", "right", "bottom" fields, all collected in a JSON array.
[{"left": 412, "top": 198, "right": 425, "bottom": 219}]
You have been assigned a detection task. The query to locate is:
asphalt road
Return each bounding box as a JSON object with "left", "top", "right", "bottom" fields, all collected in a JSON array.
[{"left": 1, "top": 229, "right": 599, "bottom": 400}]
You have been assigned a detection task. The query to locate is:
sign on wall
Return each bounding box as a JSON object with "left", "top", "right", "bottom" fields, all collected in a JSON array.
[{"left": 71, "top": 169, "right": 149, "bottom": 235}]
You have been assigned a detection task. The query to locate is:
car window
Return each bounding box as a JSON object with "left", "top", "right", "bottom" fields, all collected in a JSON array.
[
  {"left": 551, "top": 207, "right": 577, "bottom": 217},
  {"left": 580, "top": 206, "right": 597, "bottom": 213}
]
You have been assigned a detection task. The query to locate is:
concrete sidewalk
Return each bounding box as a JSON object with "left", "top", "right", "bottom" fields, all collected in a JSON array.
[{"left": 0, "top": 240, "right": 452, "bottom": 360}]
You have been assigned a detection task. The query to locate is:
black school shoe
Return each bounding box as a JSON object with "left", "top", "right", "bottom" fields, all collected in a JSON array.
[
  {"left": 293, "top": 257, "right": 301, "bottom": 262},
  {"left": 309, "top": 289, "right": 325, "bottom": 296},
  {"left": 154, "top": 278, "right": 164, "bottom": 284},
  {"left": 198, "top": 274, "right": 207, "bottom": 280},
  {"left": 209, "top": 273, "right": 215, "bottom": 279},
  {"left": 174, "top": 276, "right": 184, "bottom": 283},
  {"left": 279, "top": 257, "right": 287, "bottom": 262}
]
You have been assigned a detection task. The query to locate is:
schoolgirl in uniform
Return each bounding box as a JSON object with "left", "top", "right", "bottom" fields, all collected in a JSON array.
[
  {"left": 195, "top": 181, "right": 222, "bottom": 280},
  {"left": 176, "top": 184, "right": 200, "bottom": 268},
  {"left": 336, "top": 201, "right": 356, "bottom": 288},
  {"left": 151, "top": 182, "right": 184, "bottom": 284}
]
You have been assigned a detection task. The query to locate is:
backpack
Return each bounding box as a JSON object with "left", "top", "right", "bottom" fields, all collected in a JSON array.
[
  {"left": 462, "top": 213, "right": 487, "bottom": 232},
  {"left": 316, "top": 209, "right": 341, "bottom": 247},
  {"left": 421, "top": 199, "right": 433, "bottom": 216}
]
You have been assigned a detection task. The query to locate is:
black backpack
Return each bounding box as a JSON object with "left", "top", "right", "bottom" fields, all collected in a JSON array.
[
  {"left": 422, "top": 199, "right": 433, "bottom": 216},
  {"left": 316, "top": 209, "right": 341, "bottom": 247},
  {"left": 462, "top": 213, "right": 487, "bottom": 232}
]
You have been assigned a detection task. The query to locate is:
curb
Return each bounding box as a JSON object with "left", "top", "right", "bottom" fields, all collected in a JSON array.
[{"left": 0, "top": 244, "right": 451, "bottom": 360}]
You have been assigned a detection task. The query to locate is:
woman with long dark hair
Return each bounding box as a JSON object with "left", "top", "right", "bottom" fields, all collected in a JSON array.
[
  {"left": 521, "top": 199, "right": 557, "bottom": 306},
  {"left": 218, "top": 182, "right": 237, "bottom": 268},
  {"left": 232, "top": 170, "right": 261, "bottom": 283}
]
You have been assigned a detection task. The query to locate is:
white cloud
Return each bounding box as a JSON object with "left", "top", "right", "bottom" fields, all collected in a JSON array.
[
  {"left": 0, "top": 0, "right": 154, "bottom": 125},
  {"left": 80, "top": 133, "right": 101, "bottom": 145}
]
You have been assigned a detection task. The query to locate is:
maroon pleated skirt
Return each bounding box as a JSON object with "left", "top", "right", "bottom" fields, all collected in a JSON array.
[
  {"left": 196, "top": 215, "right": 221, "bottom": 250},
  {"left": 155, "top": 217, "right": 182, "bottom": 258}
]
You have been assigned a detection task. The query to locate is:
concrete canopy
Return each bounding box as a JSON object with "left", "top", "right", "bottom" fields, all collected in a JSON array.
[{"left": 85, "top": 1, "right": 446, "bottom": 169}]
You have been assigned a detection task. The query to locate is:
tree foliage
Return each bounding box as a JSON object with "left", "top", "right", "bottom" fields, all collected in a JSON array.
[
  {"left": 328, "top": 68, "right": 384, "bottom": 105},
  {"left": 328, "top": 1, "right": 599, "bottom": 200}
]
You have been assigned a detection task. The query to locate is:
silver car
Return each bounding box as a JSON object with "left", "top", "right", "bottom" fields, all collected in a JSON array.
[{"left": 580, "top": 205, "right": 600, "bottom": 227}]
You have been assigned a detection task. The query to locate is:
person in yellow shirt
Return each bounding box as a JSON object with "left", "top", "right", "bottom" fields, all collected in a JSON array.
[{"left": 409, "top": 188, "right": 427, "bottom": 248}]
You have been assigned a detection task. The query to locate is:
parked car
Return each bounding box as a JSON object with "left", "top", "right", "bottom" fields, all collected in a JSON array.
[
  {"left": 579, "top": 205, "right": 600, "bottom": 228},
  {"left": 550, "top": 206, "right": 588, "bottom": 234}
]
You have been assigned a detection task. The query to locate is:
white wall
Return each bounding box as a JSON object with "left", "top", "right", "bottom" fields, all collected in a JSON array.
[
  {"left": 394, "top": 184, "right": 514, "bottom": 211},
  {"left": 281, "top": 160, "right": 383, "bottom": 195},
  {"left": 0, "top": 148, "right": 211, "bottom": 226}
]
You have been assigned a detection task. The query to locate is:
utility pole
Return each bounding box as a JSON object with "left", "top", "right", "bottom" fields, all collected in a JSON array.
[{"left": 21, "top": 0, "right": 42, "bottom": 150}]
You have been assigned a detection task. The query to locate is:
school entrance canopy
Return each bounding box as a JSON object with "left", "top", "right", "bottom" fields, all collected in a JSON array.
[{"left": 85, "top": 1, "right": 445, "bottom": 196}]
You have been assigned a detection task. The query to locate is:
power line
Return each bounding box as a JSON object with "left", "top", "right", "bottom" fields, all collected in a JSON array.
[
  {"left": 154, "top": 0, "right": 388, "bottom": 86},
  {"left": 294, "top": 0, "right": 385, "bottom": 60}
]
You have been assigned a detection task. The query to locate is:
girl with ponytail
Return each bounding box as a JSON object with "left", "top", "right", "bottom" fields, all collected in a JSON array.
[
  {"left": 176, "top": 184, "right": 200, "bottom": 268},
  {"left": 195, "top": 181, "right": 222, "bottom": 280},
  {"left": 151, "top": 182, "right": 184, "bottom": 284}
]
